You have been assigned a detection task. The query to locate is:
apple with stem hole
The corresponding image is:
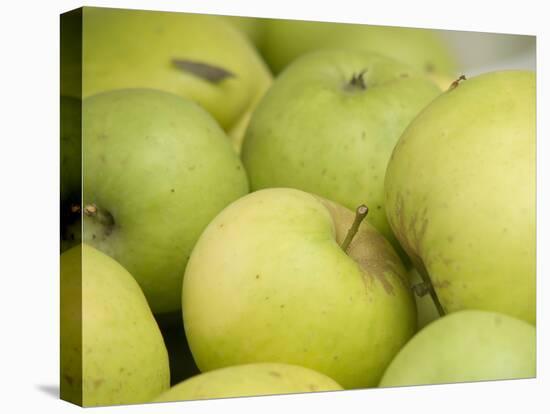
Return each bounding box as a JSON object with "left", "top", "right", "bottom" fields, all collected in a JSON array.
[
  {"left": 385, "top": 70, "right": 536, "bottom": 324},
  {"left": 61, "top": 244, "right": 170, "bottom": 407},
  {"left": 154, "top": 363, "right": 342, "bottom": 402},
  {"left": 182, "top": 188, "right": 416, "bottom": 389},
  {"left": 81, "top": 89, "right": 249, "bottom": 315},
  {"left": 68, "top": 7, "right": 272, "bottom": 134},
  {"left": 241, "top": 49, "right": 441, "bottom": 255},
  {"left": 379, "top": 310, "right": 536, "bottom": 387}
]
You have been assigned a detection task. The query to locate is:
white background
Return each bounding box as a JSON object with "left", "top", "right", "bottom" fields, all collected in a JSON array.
[{"left": 0, "top": 0, "right": 547, "bottom": 412}]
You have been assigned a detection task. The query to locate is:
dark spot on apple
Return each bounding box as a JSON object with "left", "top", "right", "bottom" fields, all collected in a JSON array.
[
  {"left": 322, "top": 168, "right": 327, "bottom": 176},
  {"left": 188, "top": 165, "right": 196, "bottom": 171},
  {"left": 280, "top": 304, "right": 285, "bottom": 308},
  {"left": 333, "top": 355, "right": 339, "bottom": 360},
  {"left": 92, "top": 234, "right": 96, "bottom": 239},
  {"left": 269, "top": 371, "right": 281, "bottom": 377},
  {"left": 63, "top": 374, "right": 74, "bottom": 385},
  {"left": 376, "top": 205, "right": 382, "bottom": 210},
  {"left": 361, "top": 131, "right": 366, "bottom": 140},
  {"left": 236, "top": 165, "right": 241, "bottom": 170},
  {"left": 433, "top": 280, "right": 451, "bottom": 289},
  {"left": 425, "top": 63, "right": 435, "bottom": 73},
  {"left": 100, "top": 154, "right": 106, "bottom": 163},
  {"left": 119, "top": 367, "right": 125, "bottom": 373},
  {"left": 447, "top": 235, "right": 454, "bottom": 242},
  {"left": 171, "top": 188, "right": 175, "bottom": 193},
  {"left": 494, "top": 316, "right": 502, "bottom": 326},
  {"left": 93, "top": 379, "right": 104, "bottom": 388},
  {"left": 309, "top": 384, "right": 318, "bottom": 391},
  {"left": 219, "top": 223, "right": 224, "bottom": 228},
  {"left": 97, "top": 133, "right": 108, "bottom": 140},
  {"left": 172, "top": 59, "right": 236, "bottom": 83},
  {"left": 265, "top": 296, "right": 269, "bottom": 300},
  {"left": 400, "top": 73, "right": 410, "bottom": 78},
  {"left": 255, "top": 274, "right": 260, "bottom": 279}
]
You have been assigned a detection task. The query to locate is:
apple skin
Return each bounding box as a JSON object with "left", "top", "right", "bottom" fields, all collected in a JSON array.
[
  {"left": 379, "top": 310, "right": 536, "bottom": 387},
  {"left": 241, "top": 50, "right": 441, "bottom": 252},
  {"left": 82, "top": 89, "right": 249, "bottom": 314},
  {"left": 384, "top": 71, "right": 535, "bottom": 324},
  {"left": 183, "top": 188, "right": 416, "bottom": 389},
  {"left": 61, "top": 244, "right": 170, "bottom": 407},
  {"left": 71, "top": 7, "right": 272, "bottom": 132},
  {"left": 221, "top": 15, "right": 265, "bottom": 48},
  {"left": 154, "top": 363, "right": 342, "bottom": 402},
  {"left": 261, "top": 19, "right": 457, "bottom": 79}
]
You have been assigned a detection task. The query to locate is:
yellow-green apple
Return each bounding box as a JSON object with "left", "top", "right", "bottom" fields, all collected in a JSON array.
[
  {"left": 260, "top": 19, "right": 458, "bottom": 82},
  {"left": 154, "top": 363, "right": 342, "bottom": 402},
  {"left": 182, "top": 188, "right": 416, "bottom": 389},
  {"left": 379, "top": 310, "right": 536, "bottom": 387},
  {"left": 241, "top": 50, "right": 441, "bottom": 253},
  {"left": 61, "top": 244, "right": 170, "bottom": 406},
  {"left": 221, "top": 15, "right": 265, "bottom": 48},
  {"left": 384, "top": 71, "right": 535, "bottom": 324},
  {"left": 82, "top": 89, "right": 249, "bottom": 314},
  {"left": 69, "top": 7, "right": 272, "bottom": 133}
]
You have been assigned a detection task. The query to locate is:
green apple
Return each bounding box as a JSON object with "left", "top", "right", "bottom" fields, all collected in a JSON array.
[
  {"left": 221, "top": 15, "right": 265, "bottom": 48},
  {"left": 261, "top": 19, "right": 457, "bottom": 80},
  {"left": 69, "top": 7, "right": 272, "bottom": 132},
  {"left": 384, "top": 71, "right": 535, "bottom": 324},
  {"left": 154, "top": 363, "right": 342, "bottom": 402},
  {"left": 379, "top": 310, "right": 536, "bottom": 387},
  {"left": 183, "top": 188, "right": 416, "bottom": 389},
  {"left": 241, "top": 50, "right": 441, "bottom": 252},
  {"left": 61, "top": 244, "right": 170, "bottom": 406},
  {"left": 82, "top": 89, "right": 249, "bottom": 314}
]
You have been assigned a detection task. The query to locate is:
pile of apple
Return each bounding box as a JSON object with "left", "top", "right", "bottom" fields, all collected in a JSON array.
[{"left": 60, "top": 8, "right": 536, "bottom": 407}]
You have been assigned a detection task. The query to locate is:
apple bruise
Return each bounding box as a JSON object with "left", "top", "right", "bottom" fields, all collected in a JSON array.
[
  {"left": 316, "top": 197, "right": 409, "bottom": 295},
  {"left": 171, "top": 59, "right": 236, "bottom": 84}
]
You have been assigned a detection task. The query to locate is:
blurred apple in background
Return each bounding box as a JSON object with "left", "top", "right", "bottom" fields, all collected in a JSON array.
[
  {"left": 242, "top": 50, "right": 441, "bottom": 254},
  {"left": 260, "top": 19, "right": 458, "bottom": 85},
  {"left": 82, "top": 89, "right": 249, "bottom": 314},
  {"left": 385, "top": 70, "right": 535, "bottom": 324},
  {"left": 63, "top": 7, "right": 272, "bottom": 140}
]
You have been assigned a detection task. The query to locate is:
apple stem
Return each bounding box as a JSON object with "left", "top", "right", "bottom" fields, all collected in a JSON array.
[
  {"left": 83, "top": 203, "right": 114, "bottom": 229},
  {"left": 348, "top": 70, "right": 367, "bottom": 90},
  {"left": 341, "top": 205, "right": 369, "bottom": 252},
  {"left": 447, "top": 74, "right": 467, "bottom": 91},
  {"left": 415, "top": 263, "right": 446, "bottom": 317}
]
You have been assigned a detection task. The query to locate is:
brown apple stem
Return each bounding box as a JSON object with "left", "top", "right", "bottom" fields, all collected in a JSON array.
[
  {"left": 415, "top": 262, "right": 446, "bottom": 317},
  {"left": 447, "top": 74, "right": 467, "bottom": 91},
  {"left": 340, "top": 205, "right": 369, "bottom": 252},
  {"left": 83, "top": 203, "right": 114, "bottom": 228}
]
